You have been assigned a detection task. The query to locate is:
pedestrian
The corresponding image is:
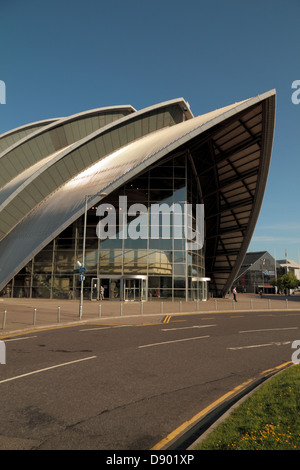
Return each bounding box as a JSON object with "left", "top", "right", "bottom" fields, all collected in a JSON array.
[
  {"left": 233, "top": 286, "right": 237, "bottom": 302},
  {"left": 100, "top": 285, "right": 104, "bottom": 300}
]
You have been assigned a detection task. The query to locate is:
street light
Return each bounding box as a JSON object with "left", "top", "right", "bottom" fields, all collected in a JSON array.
[
  {"left": 79, "top": 191, "right": 107, "bottom": 319},
  {"left": 261, "top": 258, "right": 266, "bottom": 294}
]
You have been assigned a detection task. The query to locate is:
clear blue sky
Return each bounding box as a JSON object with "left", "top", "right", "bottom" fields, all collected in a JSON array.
[{"left": 0, "top": 0, "right": 299, "bottom": 263}]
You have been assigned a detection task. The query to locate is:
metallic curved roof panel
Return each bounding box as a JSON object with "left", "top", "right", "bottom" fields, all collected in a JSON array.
[
  {"left": 0, "top": 92, "right": 275, "bottom": 296},
  {"left": 0, "top": 99, "right": 191, "bottom": 241},
  {"left": 0, "top": 118, "right": 59, "bottom": 154},
  {"left": 0, "top": 105, "right": 136, "bottom": 189}
]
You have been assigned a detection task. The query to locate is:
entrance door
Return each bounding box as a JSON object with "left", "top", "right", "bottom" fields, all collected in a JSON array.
[
  {"left": 109, "top": 279, "right": 120, "bottom": 300},
  {"left": 98, "top": 278, "right": 121, "bottom": 300},
  {"left": 91, "top": 278, "right": 99, "bottom": 301},
  {"left": 99, "top": 278, "right": 110, "bottom": 300},
  {"left": 124, "top": 278, "right": 141, "bottom": 301},
  {"left": 94, "top": 277, "right": 146, "bottom": 301},
  {"left": 199, "top": 279, "right": 209, "bottom": 301}
]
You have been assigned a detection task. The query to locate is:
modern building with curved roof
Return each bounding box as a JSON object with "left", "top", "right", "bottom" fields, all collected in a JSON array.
[{"left": 0, "top": 90, "right": 276, "bottom": 301}]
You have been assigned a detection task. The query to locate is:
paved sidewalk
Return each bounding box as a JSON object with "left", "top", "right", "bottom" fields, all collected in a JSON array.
[{"left": 1, "top": 293, "right": 300, "bottom": 337}]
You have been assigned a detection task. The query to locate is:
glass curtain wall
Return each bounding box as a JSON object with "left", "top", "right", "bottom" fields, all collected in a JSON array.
[
  {"left": 235, "top": 253, "right": 284, "bottom": 294},
  {"left": 4, "top": 152, "right": 206, "bottom": 300}
]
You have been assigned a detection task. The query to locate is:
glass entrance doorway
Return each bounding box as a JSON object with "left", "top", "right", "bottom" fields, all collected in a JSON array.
[
  {"left": 100, "top": 278, "right": 120, "bottom": 300},
  {"left": 91, "top": 277, "right": 120, "bottom": 300},
  {"left": 91, "top": 277, "right": 99, "bottom": 301},
  {"left": 123, "top": 277, "right": 147, "bottom": 301},
  {"left": 91, "top": 276, "right": 146, "bottom": 301},
  {"left": 188, "top": 277, "right": 210, "bottom": 301},
  {"left": 124, "top": 279, "right": 140, "bottom": 301}
]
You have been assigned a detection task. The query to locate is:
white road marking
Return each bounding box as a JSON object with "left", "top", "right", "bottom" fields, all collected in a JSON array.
[
  {"left": 80, "top": 325, "right": 129, "bottom": 332},
  {"left": 0, "top": 356, "right": 97, "bottom": 384},
  {"left": 139, "top": 335, "right": 210, "bottom": 348},
  {"left": 161, "top": 325, "right": 216, "bottom": 331},
  {"left": 4, "top": 336, "right": 37, "bottom": 342},
  {"left": 239, "top": 327, "right": 298, "bottom": 333},
  {"left": 80, "top": 327, "right": 113, "bottom": 331},
  {"left": 228, "top": 341, "right": 292, "bottom": 351}
]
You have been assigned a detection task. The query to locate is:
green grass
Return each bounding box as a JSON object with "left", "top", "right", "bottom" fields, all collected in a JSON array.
[{"left": 195, "top": 364, "right": 300, "bottom": 450}]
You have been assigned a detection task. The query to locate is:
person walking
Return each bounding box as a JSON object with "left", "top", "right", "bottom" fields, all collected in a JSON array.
[
  {"left": 100, "top": 285, "right": 104, "bottom": 301},
  {"left": 233, "top": 286, "right": 237, "bottom": 302}
]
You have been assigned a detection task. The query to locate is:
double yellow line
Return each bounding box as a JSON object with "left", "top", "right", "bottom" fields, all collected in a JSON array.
[
  {"left": 162, "top": 315, "right": 172, "bottom": 324},
  {"left": 151, "top": 361, "right": 292, "bottom": 450}
]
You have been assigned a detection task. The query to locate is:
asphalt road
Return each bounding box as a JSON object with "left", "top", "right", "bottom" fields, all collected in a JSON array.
[{"left": 0, "top": 310, "right": 299, "bottom": 450}]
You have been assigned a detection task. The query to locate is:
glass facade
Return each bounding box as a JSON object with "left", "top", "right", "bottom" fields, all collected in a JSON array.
[
  {"left": 235, "top": 252, "right": 284, "bottom": 294},
  {"left": 2, "top": 152, "right": 208, "bottom": 301}
]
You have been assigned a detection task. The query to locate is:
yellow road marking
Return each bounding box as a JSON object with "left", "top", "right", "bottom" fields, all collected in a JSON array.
[
  {"left": 0, "top": 323, "right": 87, "bottom": 340},
  {"left": 163, "top": 315, "right": 172, "bottom": 324},
  {"left": 0, "top": 315, "right": 173, "bottom": 340},
  {"left": 151, "top": 378, "right": 253, "bottom": 450},
  {"left": 151, "top": 361, "right": 293, "bottom": 450},
  {"left": 259, "top": 361, "right": 292, "bottom": 375}
]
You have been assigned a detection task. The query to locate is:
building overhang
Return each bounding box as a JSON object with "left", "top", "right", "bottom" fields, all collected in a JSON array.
[{"left": 0, "top": 92, "right": 276, "bottom": 296}]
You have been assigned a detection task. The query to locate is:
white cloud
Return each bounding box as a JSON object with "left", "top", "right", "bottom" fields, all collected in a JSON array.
[
  {"left": 252, "top": 235, "right": 300, "bottom": 243},
  {"left": 255, "top": 223, "right": 300, "bottom": 231}
]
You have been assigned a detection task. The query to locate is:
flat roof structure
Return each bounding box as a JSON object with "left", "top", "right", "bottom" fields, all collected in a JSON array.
[{"left": 0, "top": 91, "right": 276, "bottom": 299}]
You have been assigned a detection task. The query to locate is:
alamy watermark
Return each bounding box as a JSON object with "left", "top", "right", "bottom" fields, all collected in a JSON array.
[
  {"left": 290, "top": 82, "right": 300, "bottom": 361},
  {"left": 291, "top": 80, "right": 300, "bottom": 105},
  {"left": 291, "top": 340, "right": 300, "bottom": 364},
  {"left": 96, "top": 196, "right": 204, "bottom": 251},
  {"left": 0, "top": 80, "right": 6, "bottom": 104}
]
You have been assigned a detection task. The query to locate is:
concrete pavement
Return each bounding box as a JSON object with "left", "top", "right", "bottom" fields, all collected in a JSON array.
[{"left": 1, "top": 293, "right": 300, "bottom": 337}]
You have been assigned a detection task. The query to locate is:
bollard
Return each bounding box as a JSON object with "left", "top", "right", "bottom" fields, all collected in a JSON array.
[
  {"left": 250, "top": 299, "right": 253, "bottom": 310},
  {"left": 98, "top": 304, "right": 102, "bottom": 318},
  {"left": 214, "top": 299, "right": 217, "bottom": 311},
  {"left": 120, "top": 303, "right": 123, "bottom": 316},
  {"left": 286, "top": 298, "right": 288, "bottom": 309},
  {"left": 140, "top": 302, "right": 143, "bottom": 315},
  {"left": 179, "top": 301, "right": 182, "bottom": 313},
  {"left": 57, "top": 306, "right": 61, "bottom": 323},
  {"left": 2, "top": 310, "right": 7, "bottom": 329},
  {"left": 268, "top": 299, "right": 271, "bottom": 310},
  {"left": 33, "top": 308, "right": 37, "bottom": 325},
  {"left": 0, "top": 339, "right": 6, "bottom": 364},
  {"left": 232, "top": 300, "right": 235, "bottom": 311},
  {"left": 196, "top": 300, "right": 199, "bottom": 312},
  {"left": 161, "top": 302, "right": 163, "bottom": 314}
]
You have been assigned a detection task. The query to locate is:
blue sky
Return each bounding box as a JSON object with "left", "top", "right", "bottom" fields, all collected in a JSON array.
[{"left": 0, "top": 0, "right": 299, "bottom": 263}]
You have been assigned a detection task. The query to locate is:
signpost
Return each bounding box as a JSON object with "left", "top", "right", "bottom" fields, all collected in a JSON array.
[
  {"left": 74, "top": 267, "right": 85, "bottom": 283},
  {"left": 79, "top": 265, "right": 86, "bottom": 319},
  {"left": 78, "top": 191, "right": 107, "bottom": 319}
]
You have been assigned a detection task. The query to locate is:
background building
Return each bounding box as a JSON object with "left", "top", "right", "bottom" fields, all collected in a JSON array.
[
  {"left": 0, "top": 91, "right": 276, "bottom": 301},
  {"left": 277, "top": 259, "right": 300, "bottom": 281},
  {"left": 234, "top": 251, "right": 284, "bottom": 294}
]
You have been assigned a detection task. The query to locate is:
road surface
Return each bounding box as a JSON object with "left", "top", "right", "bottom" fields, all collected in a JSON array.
[{"left": 0, "top": 309, "right": 299, "bottom": 449}]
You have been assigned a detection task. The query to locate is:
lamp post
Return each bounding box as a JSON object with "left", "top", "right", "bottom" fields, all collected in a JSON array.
[
  {"left": 79, "top": 192, "right": 107, "bottom": 319},
  {"left": 261, "top": 258, "right": 266, "bottom": 294}
]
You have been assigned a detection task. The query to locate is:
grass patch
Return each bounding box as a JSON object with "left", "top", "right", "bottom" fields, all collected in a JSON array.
[{"left": 195, "top": 364, "right": 300, "bottom": 450}]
